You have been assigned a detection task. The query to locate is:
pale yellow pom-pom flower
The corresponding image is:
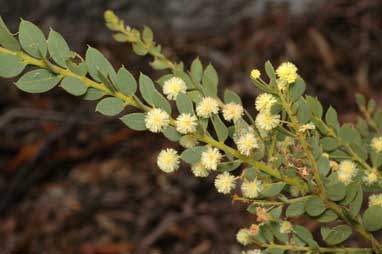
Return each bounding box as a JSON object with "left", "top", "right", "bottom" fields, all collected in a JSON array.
[
  {"left": 236, "top": 228, "right": 253, "bottom": 246},
  {"left": 241, "top": 178, "right": 262, "bottom": 198},
  {"left": 236, "top": 132, "right": 259, "bottom": 156},
  {"left": 201, "top": 147, "right": 222, "bottom": 171},
  {"left": 371, "top": 136, "right": 382, "bottom": 153},
  {"left": 368, "top": 194, "right": 382, "bottom": 208},
  {"left": 364, "top": 170, "right": 378, "bottom": 185},
  {"left": 145, "top": 108, "right": 170, "bottom": 133},
  {"left": 222, "top": 103, "right": 244, "bottom": 122},
  {"left": 250, "top": 69, "right": 261, "bottom": 80},
  {"left": 175, "top": 113, "right": 198, "bottom": 134},
  {"left": 163, "top": 77, "right": 187, "bottom": 100},
  {"left": 280, "top": 221, "right": 293, "bottom": 234},
  {"left": 255, "top": 112, "right": 280, "bottom": 131},
  {"left": 276, "top": 62, "right": 298, "bottom": 84},
  {"left": 191, "top": 162, "right": 209, "bottom": 177},
  {"left": 255, "top": 93, "right": 277, "bottom": 113},
  {"left": 157, "top": 148, "right": 180, "bottom": 173},
  {"left": 196, "top": 97, "right": 219, "bottom": 118},
  {"left": 337, "top": 160, "right": 358, "bottom": 185},
  {"left": 215, "top": 172, "right": 236, "bottom": 194}
]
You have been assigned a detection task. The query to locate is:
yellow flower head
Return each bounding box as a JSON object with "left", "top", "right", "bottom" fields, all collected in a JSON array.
[
  {"left": 299, "top": 122, "right": 316, "bottom": 132},
  {"left": 215, "top": 172, "right": 236, "bottom": 194},
  {"left": 337, "top": 160, "right": 358, "bottom": 185},
  {"left": 276, "top": 62, "right": 298, "bottom": 84},
  {"left": 163, "top": 77, "right": 187, "bottom": 100},
  {"left": 201, "top": 147, "right": 222, "bottom": 171},
  {"left": 175, "top": 113, "right": 198, "bottom": 134},
  {"left": 277, "top": 79, "right": 288, "bottom": 92},
  {"left": 145, "top": 108, "right": 170, "bottom": 133},
  {"left": 255, "top": 93, "right": 277, "bottom": 113},
  {"left": 280, "top": 221, "right": 293, "bottom": 234},
  {"left": 236, "top": 132, "right": 259, "bottom": 156},
  {"left": 196, "top": 97, "right": 219, "bottom": 118},
  {"left": 368, "top": 194, "right": 382, "bottom": 208},
  {"left": 371, "top": 136, "right": 382, "bottom": 153},
  {"left": 191, "top": 161, "right": 209, "bottom": 177},
  {"left": 236, "top": 228, "right": 253, "bottom": 246},
  {"left": 255, "top": 112, "right": 280, "bottom": 131},
  {"left": 250, "top": 69, "right": 261, "bottom": 80},
  {"left": 364, "top": 170, "right": 378, "bottom": 185},
  {"left": 241, "top": 178, "right": 262, "bottom": 199},
  {"left": 222, "top": 103, "right": 244, "bottom": 122},
  {"left": 157, "top": 148, "right": 180, "bottom": 173},
  {"left": 179, "top": 135, "right": 199, "bottom": 148}
]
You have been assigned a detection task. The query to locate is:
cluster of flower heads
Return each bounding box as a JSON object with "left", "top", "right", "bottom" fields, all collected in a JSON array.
[
  {"left": 236, "top": 206, "right": 293, "bottom": 252},
  {"left": 147, "top": 61, "right": 381, "bottom": 250}
]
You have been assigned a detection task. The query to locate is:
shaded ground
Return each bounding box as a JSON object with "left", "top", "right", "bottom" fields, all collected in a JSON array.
[{"left": 0, "top": 1, "right": 381, "bottom": 253}]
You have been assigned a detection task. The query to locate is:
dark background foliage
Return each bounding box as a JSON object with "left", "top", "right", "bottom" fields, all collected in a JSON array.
[{"left": 0, "top": 0, "right": 381, "bottom": 253}]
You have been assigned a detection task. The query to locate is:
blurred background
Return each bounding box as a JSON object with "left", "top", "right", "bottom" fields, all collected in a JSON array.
[{"left": 0, "top": 0, "right": 381, "bottom": 253}]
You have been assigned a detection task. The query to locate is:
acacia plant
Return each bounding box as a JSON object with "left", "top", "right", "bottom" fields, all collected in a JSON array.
[{"left": 0, "top": 11, "right": 382, "bottom": 254}]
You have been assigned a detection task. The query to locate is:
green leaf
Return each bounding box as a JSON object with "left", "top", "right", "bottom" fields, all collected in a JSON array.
[
  {"left": 162, "top": 127, "right": 182, "bottom": 141},
  {"left": 115, "top": 67, "right": 137, "bottom": 96},
  {"left": 349, "top": 185, "right": 363, "bottom": 216},
  {"left": 190, "top": 57, "right": 203, "bottom": 82},
  {"left": 0, "top": 52, "right": 26, "bottom": 78},
  {"left": 152, "top": 90, "right": 171, "bottom": 114},
  {"left": 142, "top": 26, "right": 153, "bottom": 44},
  {"left": 262, "top": 182, "right": 285, "bottom": 197},
  {"left": 176, "top": 93, "right": 194, "bottom": 114},
  {"left": 60, "top": 76, "right": 87, "bottom": 96},
  {"left": 202, "top": 64, "right": 218, "bottom": 97},
  {"left": 339, "top": 126, "right": 361, "bottom": 145},
  {"left": 66, "top": 57, "right": 87, "bottom": 76},
  {"left": 139, "top": 73, "right": 156, "bottom": 105},
  {"left": 327, "top": 183, "right": 346, "bottom": 201},
  {"left": 306, "top": 96, "right": 323, "bottom": 118},
  {"left": 120, "top": 113, "right": 146, "bottom": 131},
  {"left": 296, "top": 98, "right": 312, "bottom": 124},
  {"left": 317, "top": 156, "right": 330, "bottom": 176},
  {"left": 16, "top": 69, "right": 60, "bottom": 93},
  {"left": 323, "top": 225, "right": 352, "bottom": 245},
  {"left": 19, "top": 20, "right": 47, "bottom": 58},
  {"left": 47, "top": 29, "right": 71, "bottom": 67},
  {"left": 265, "top": 61, "right": 276, "bottom": 84},
  {"left": 320, "top": 137, "right": 338, "bottom": 151},
  {"left": 181, "top": 146, "right": 206, "bottom": 164},
  {"left": 217, "top": 160, "right": 241, "bottom": 172},
  {"left": 363, "top": 206, "right": 382, "bottom": 232},
  {"left": 305, "top": 195, "right": 326, "bottom": 217},
  {"left": 286, "top": 200, "right": 306, "bottom": 217},
  {"left": 95, "top": 97, "right": 124, "bottom": 116},
  {"left": 211, "top": 115, "right": 228, "bottom": 142},
  {"left": 289, "top": 78, "right": 306, "bottom": 102},
  {"left": 82, "top": 88, "right": 104, "bottom": 101},
  {"left": 325, "top": 106, "right": 340, "bottom": 131},
  {"left": 316, "top": 209, "right": 338, "bottom": 223},
  {"left": 85, "top": 46, "right": 116, "bottom": 82},
  {"left": 0, "top": 16, "right": 20, "bottom": 51},
  {"left": 293, "top": 225, "right": 319, "bottom": 249},
  {"left": 341, "top": 182, "right": 359, "bottom": 205},
  {"left": 132, "top": 41, "right": 148, "bottom": 56},
  {"left": 223, "top": 89, "right": 242, "bottom": 105}
]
